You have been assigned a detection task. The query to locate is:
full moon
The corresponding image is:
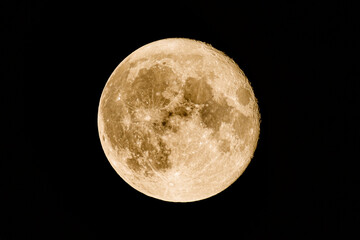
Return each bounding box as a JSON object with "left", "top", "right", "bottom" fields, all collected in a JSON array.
[{"left": 98, "top": 38, "right": 260, "bottom": 202}]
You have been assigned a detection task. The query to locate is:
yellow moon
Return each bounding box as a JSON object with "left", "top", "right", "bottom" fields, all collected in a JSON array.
[{"left": 98, "top": 38, "right": 260, "bottom": 202}]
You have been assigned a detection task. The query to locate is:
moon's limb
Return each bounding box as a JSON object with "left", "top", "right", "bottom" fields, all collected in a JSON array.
[{"left": 98, "top": 38, "right": 260, "bottom": 202}]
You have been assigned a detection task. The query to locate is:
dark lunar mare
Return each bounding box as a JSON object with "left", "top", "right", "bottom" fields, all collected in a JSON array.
[
  {"left": 102, "top": 59, "right": 254, "bottom": 176},
  {"left": 102, "top": 63, "right": 177, "bottom": 176}
]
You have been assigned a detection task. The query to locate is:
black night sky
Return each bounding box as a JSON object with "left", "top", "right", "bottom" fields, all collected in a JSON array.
[{"left": 3, "top": 1, "right": 359, "bottom": 239}]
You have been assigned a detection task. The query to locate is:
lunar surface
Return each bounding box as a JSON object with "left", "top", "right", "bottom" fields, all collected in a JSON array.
[{"left": 98, "top": 38, "right": 260, "bottom": 202}]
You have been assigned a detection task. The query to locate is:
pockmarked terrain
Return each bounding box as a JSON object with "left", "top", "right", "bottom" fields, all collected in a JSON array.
[{"left": 98, "top": 38, "right": 260, "bottom": 202}]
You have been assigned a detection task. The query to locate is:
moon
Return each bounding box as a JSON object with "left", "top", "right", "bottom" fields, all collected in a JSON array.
[{"left": 98, "top": 38, "right": 260, "bottom": 202}]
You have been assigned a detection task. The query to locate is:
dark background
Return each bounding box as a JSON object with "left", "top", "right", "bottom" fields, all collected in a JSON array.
[{"left": 2, "top": 0, "right": 359, "bottom": 239}]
